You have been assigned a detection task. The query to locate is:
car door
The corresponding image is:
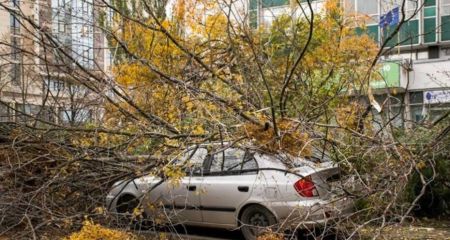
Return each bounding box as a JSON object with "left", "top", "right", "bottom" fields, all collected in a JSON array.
[
  {"left": 200, "top": 147, "right": 259, "bottom": 225},
  {"left": 150, "top": 147, "right": 207, "bottom": 224}
]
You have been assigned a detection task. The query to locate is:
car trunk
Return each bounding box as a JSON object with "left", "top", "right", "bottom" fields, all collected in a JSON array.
[{"left": 293, "top": 161, "right": 342, "bottom": 199}]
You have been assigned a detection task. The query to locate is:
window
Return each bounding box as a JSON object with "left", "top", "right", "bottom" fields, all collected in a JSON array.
[
  {"left": 423, "top": 0, "right": 437, "bottom": 43},
  {"left": 349, "top": 0, "right": 379, "bottom": 42},
  {"left": 405, "top": 0, "right": 419, "bottom": 19},
  {"left": 356, "top": 24, "right": 379, "bottom": 43},
  {"left": 344, "top": 0, "right": 378, "bottom": 23},
  {"left": 410, "top": 91, "right": 423, "bottom": 104},
  {"left": 52, "top": 0, "right": 70, "bottom": 37},
  {"left": 380, "top": 0, "right": 420, "bottom": 46},
  {"left": 11, "top": 63, "right": 21, "bottom": 83},
  {"left": 10, "top": 14, "right": 20, "bottom": 34},
  {"left": 69, "top": 84, "right": 87, "bottom": 95},
  {"left": 47, "top": 79, "right": 65, "bottom": 92},
  {"left": 181, "top": 148, "right": 208, "bottom": 175},
  {"left": 427, "top": 103, "right": 450, "bottom": 122},
  {"left": 83, "top": 49, "right": 90, "bottom": 59},
  {"left": 59, "top": 109, "right": 73, "bottom": 123},
  {"left": 241, "top": 156, "right": 258, "bottom": 174},
  {"left": 383, "top": 20, "right": 419, "bottom": 47},
  {"left": 262, "top": 0, "right": 289, "bottom": 8},
  {"left": 37, "top": 107, "right": 55, "bottom": 122},
  {"left": 16, "top": 104, "right": 31, "bottom": 122},
  {"left": 58, "top": 21, "right": 66, "bottom": 33},
  {"left": 11, "top": 36, "right": 21, "bottom": 84},
  {"left": 81, "top": 25, "right": 89, "bottom": 37},
  {"left": 209, "top": 148, "right": 257, "bottom": 175},
  {"left": 11, "top": 37, "right": 20, "bottom": 58},
  {"left": 441, "top": 0, "right": 450, "bottom": 41},
  {"left": 57, "top": 0, "right": 66, "bottom": 8},
  {"left": 380, "top": 0, "right": 417, "bottom": 18},
  {"left": 77, "top": 46, "right": 94, "bottom": 68},
  {"left": 249, "top": 8, "right": 258, "bottom": 29},
  {"left": 357, "top": 0, "right": 378, "bottom": 24},
  {"left": 54, "top": 80, "right": 65, "bottom": 91},
  {"left": 82, "top": 0, "right": 89, "bottom": 13},
  {"left": 249, "top": 0, "right": 258, "bottom": 28},
  {"left": 16, "top": 104, "right": 41, "bottom": 123},
  {"left": 11, "top": 0, "right": 19, "bottom": 7},
  {"left": 0, "top": 104, "right": 11, "bottom": 122},
  {"left": 409, "top": 91, "right": 425, "bottom": 123},
  {"left": 59, "top": 108, "right": 91, "bottom": 123}
]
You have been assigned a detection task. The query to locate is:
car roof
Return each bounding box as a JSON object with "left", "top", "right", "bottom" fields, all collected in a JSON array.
[{"left": 185, "top": 143, "right": 334, "bottom": 164}]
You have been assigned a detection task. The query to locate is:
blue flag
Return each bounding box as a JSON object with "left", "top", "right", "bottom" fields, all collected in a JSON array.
[{"left": 380, "top": 7, "right": 399, "bottom": 28}]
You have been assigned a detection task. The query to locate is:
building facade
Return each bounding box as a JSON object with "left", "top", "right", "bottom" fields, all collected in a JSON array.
[
  {"left": 0, "top": 0, "right": 109, "bottom": 125},
  {"left": 248, "top": 0, "right": 450, "bottom": 128}
]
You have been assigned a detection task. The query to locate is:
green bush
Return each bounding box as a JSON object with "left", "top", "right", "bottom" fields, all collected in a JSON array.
[{"left": 404, "top": 122, "right": 450, "bottom": 217}]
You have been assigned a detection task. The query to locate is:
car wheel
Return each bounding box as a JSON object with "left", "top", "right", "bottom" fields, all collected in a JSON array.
[
  {"left": 116, "top": 195, "right": 149, "bottom": 229},
  {"left": 240, "top": 205, "right": 277, "bottom": 240},
  {"left": 116, "top": 194, "right": 139, "bottom": 214}
]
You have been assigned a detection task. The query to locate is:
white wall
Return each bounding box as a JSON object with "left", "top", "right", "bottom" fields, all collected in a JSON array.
[{"left": 407, "top": 60, "right": 450, "bottom": 90}]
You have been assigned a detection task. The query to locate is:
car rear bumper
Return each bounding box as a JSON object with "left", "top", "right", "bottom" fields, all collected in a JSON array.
[{"left": 267, "top": 196, "right": 355, "bottom": 229}]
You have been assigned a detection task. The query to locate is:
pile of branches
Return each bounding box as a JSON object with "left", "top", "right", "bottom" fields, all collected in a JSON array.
[{"left": 0, "top": 123, "right": 149, "bottom": 237}]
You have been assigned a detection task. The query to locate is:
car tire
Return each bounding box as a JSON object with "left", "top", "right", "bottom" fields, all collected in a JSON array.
[
  {"left": 116, "top": 194, "right": 150, "bottom": 229},
  {"left": 116, "top": 194, "right": 139, "bottom": 214},
  {"left": 240, "top": 205, "right": 277, "bottom": 240}
]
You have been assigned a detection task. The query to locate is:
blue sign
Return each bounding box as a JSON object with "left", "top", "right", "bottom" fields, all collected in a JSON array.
[{"left": 424, "top": 90, "right": 450, "bottom": 104}]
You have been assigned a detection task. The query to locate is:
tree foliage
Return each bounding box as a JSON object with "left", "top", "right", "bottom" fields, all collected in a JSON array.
[{"left": 106, "top": 0, "right": 379, "bottom": 157}]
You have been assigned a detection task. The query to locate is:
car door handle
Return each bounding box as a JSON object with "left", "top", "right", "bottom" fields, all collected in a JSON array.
[
  {"left": 238, "top": 186, "right": 249, "bottom": 192},
  {"left": 187, "top": 185, "right": 196, "bottom": 191}
]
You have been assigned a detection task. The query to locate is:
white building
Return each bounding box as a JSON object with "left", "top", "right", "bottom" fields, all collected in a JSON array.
[{"left": 0, "top": 0, "right": 109, "bottom": 125}]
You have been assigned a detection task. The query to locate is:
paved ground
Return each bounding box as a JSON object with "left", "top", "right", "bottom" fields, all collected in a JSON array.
[
  {"left": 2, "top": 220, "right": 448, "bottom": 239},
  {"left": 135, "top": 221, "right": 450, "bottom": 240},
  {"left": 359, "top": 222, "right": 450, "bottom": 240},
  {"left": 164, "top": 226, "right": 245, "bottom": 240},
  {"left": 136, "top": 226, "right": 245, "bottom": 240}
]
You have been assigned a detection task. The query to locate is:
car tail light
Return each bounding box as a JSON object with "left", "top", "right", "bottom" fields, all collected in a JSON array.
[{"left": 294, "top": 176, "right": 318, "bottom": 197}]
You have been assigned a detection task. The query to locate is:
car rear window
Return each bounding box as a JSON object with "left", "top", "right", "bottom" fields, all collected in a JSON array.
[
  {"left": 293, "top": 148, "right": 333, "bottom": 166},
  {"left": 306, "top": 149, "right": 332, "bottom": 162}
]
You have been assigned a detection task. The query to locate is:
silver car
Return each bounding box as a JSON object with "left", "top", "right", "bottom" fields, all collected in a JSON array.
[{"left": 106, "top": 145, "right": 355, "bottom": 239}]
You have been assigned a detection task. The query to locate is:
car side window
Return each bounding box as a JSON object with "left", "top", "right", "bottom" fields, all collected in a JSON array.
[
  {"left": 241, "top": 156, "right": 258, "bottom": 174},
  {"left": 209, "top": 148, "right": 255, "bottom": 175},
  {"left": 182, "top": 147, "right": 208, "bottom": 175}
]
